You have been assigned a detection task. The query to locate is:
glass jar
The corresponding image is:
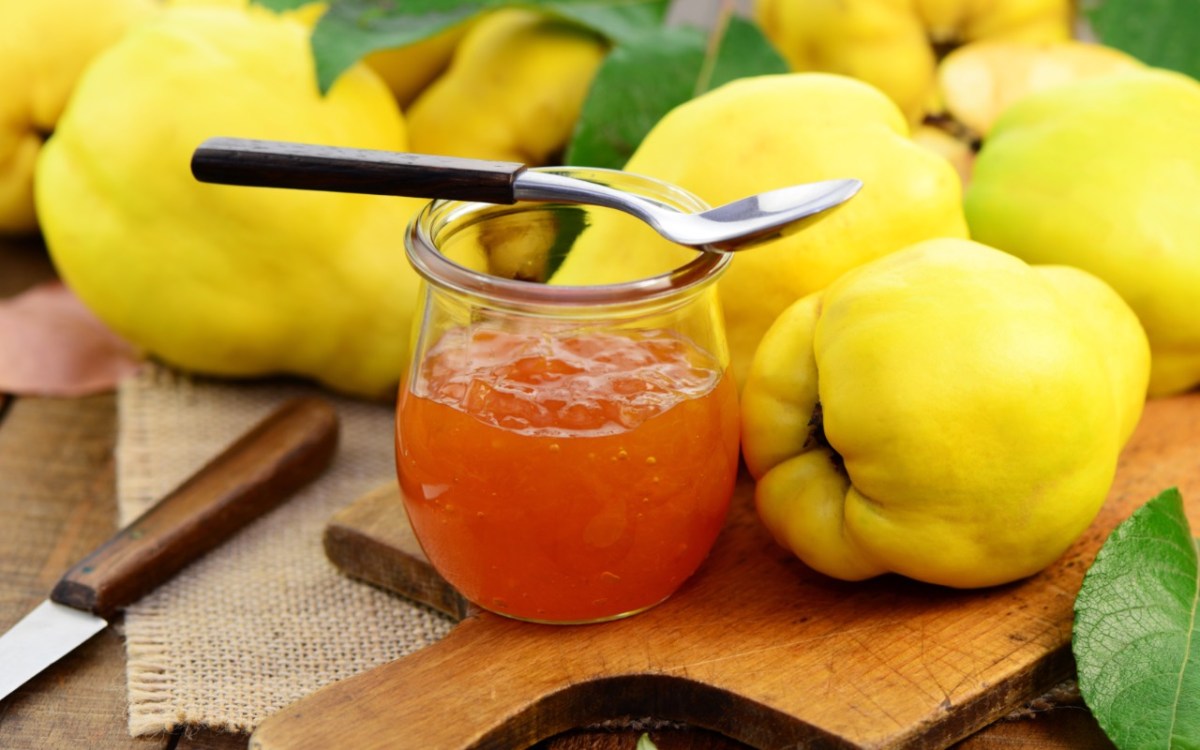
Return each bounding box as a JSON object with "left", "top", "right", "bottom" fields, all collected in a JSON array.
[{"left": 396, "top": 167, "right": 739, "bottom": 625}]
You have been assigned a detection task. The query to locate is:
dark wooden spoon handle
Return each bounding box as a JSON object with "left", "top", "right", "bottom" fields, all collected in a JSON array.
[
  {"left": 191, "top": 137, "right": 526, "bottom": 204},
  {"left": 50, "top": 396, "right": 340, "bottom": 619}
]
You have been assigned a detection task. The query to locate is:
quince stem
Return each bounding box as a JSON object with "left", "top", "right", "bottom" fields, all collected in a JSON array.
[{"left": 807, "top": 401, "right": 846, "bottom": 472}]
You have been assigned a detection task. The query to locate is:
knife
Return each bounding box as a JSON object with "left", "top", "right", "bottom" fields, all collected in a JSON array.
[{"left": 0, "top": 395, "right": 339, "bottom": 701}]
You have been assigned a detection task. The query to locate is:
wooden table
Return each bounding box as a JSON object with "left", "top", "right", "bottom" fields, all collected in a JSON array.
[{"left": 0, "top": 237, "right": 1114, "bottom": 749}]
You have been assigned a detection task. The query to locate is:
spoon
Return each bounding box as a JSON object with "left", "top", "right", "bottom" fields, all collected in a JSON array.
[{"left": 190, "top": 137, "right": 862, "bottom": 251}]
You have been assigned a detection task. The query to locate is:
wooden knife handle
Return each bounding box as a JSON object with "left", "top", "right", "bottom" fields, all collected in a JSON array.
[
  {"left": 50, "top": 396, "right": 340, "bottom": 619},
  {"left": 191, "top": 137, "right": 526, "bottom": 204}
]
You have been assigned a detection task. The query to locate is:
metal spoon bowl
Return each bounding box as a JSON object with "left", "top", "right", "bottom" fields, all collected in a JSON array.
[
  {"left": 511, "top": 170, "right": 861, "bottom": 250},
  {"left": 191, "top": 137, "right": 862, "bottom": 251}
]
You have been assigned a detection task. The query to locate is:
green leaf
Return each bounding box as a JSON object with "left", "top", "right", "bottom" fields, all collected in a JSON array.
[
  {"left": 1082, "top": 0, "right": 1200, "bottom": 80},
  {"left": 564, "top": 25, "right": 704, "bottom": 169},
  {"left": 310, "top": 1, "right": 482, "bottom": 94},
  {"left": 539, "top": 0, "right": 668, "bottom": 44},
  {"left": 701, "top": 12, "right": 790, "bottom": 92},
  {"left": 565, "top": 15, "right": 787, "bottom": 169},
  {"left": 1073, "top": 488, "right": 1200, "bottom": 749},
  {"left": 308, "top": 0, "right": 668, "bottom": 94}
]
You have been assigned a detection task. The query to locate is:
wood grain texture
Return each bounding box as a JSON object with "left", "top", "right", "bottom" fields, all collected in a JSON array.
[
  {"left": 191, "top": 138, "right": 525, "bottom": 204},
  {"left": 323, "top": 484, "right": 474, "bottom": 621},
  {"left": 274, "top": 394, "right": 1200, "bottom": 750},
  {"left": 953, "top": 708, "right": 1113, "bottom": 749},
  {"left": 0, "top": 395, "right": 166, "bottom": 749}
]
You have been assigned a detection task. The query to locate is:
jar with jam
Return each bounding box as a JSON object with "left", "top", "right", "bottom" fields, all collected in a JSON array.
[{"left": 397, "top": 167, "right": 739, "bottom": 624}]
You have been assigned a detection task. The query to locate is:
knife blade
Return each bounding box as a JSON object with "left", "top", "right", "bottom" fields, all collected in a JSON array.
[{"left": 0, "top": 396, "right": 339, "bottom": 701}]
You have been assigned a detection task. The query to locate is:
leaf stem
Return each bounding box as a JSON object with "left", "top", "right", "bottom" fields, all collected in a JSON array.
[{"left": 693, "top": 0, "right": 735, "bottom": 97}]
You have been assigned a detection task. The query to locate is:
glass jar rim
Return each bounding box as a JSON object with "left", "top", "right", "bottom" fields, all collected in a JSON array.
[{"left": 404, "top": 166, "right": 731, "bottom": 310}]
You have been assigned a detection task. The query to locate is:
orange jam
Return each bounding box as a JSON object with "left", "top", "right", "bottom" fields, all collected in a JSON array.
[{"left": 396, "top": 327, "right": 739, "bottom": 623}]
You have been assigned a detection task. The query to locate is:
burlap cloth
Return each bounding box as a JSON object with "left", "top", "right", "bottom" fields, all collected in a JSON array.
[{"left": 116, "top": 363, "right": 455, "bottom": 736}]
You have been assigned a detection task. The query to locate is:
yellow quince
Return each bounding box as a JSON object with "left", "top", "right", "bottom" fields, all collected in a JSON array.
[
  {"left": 936, "top": 39, "right": 1144, "bottom": 140},
  {"left": 754, "top": 0, "right": 1073, "bottom": 123},
  {"left": 165, "top": 0, "right": 324, "bottom": 21},
  {"left": 0, "top": 0, "right": 156, "bottom": 235},
  {"left": 552, "top": 73, "right": 967, "bottom": 389},
  {"left": 742, "top": 238, "right": 1149, "bottom": 588},
  {"left": 405, "top": 8, "right": 608, "bottom": 164},
  {"left": 965, "top": 69, "right": 1200, "bottom": 396},
  {"left": 365, "top": 20, "right": 473, "bottom": 110},
  {"left": 36, "top": 5, "right": 430, "bottom": 399}
]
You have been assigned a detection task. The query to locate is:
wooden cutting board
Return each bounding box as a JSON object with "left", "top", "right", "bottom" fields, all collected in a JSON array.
[{"left": 249, "top": 392, "right": 1200, "bottom": 750}]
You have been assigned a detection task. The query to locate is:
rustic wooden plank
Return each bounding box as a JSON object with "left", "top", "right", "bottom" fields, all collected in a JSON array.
[
  {"left": 0, "top": 395, "right": 167, "bottom": 748},
  {"left": 0, "top": 241, "right": 161, "bottom": 746},
  {"left": 0, "top": 235, "right": 55, "bottom": 297},
  {"left": 954, "top": 708, "right": 1114, "bottom": 749},
  {"left": 323, "top": 484, "right": 474, "bottom": 620}
]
